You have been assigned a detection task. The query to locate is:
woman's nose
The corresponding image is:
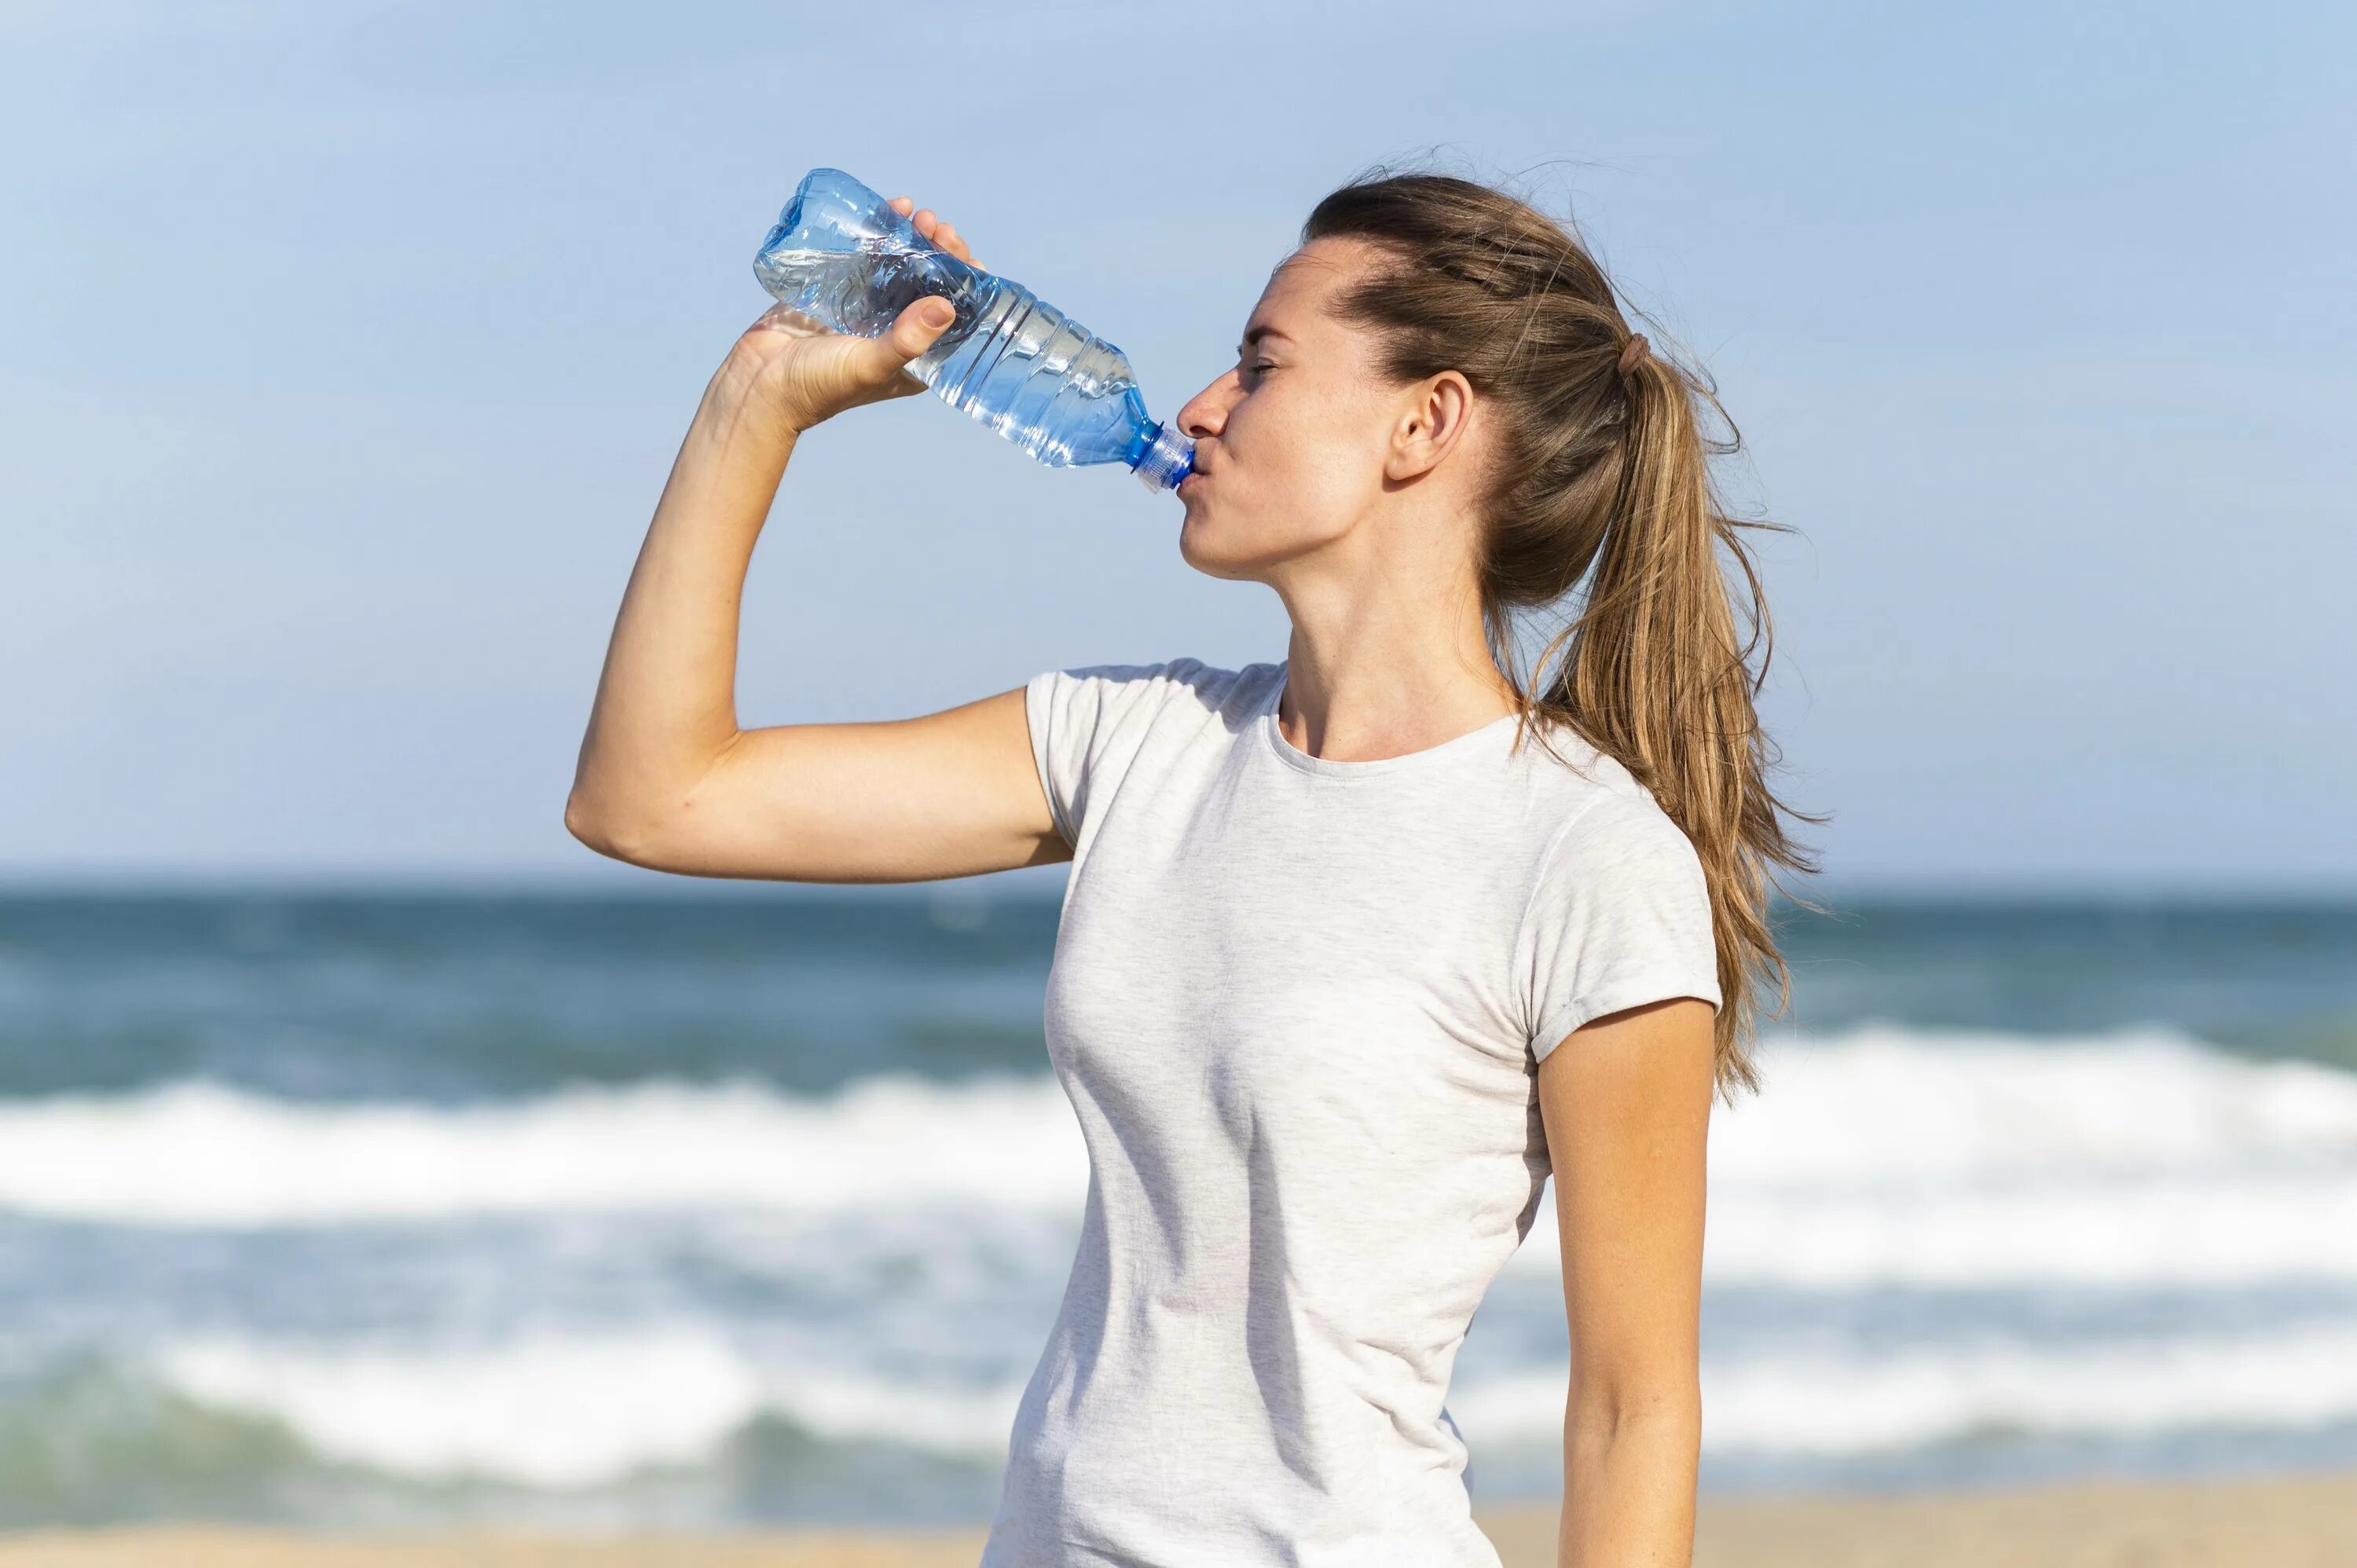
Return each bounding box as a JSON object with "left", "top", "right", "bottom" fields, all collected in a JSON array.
[{"left": 1176, "top": 371, "right": 1237, "bottom": 441}]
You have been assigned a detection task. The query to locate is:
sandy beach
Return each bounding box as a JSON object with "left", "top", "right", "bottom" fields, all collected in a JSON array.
[{"left": 2, "top": 1469, "right": 2350, "bottom": 1568}]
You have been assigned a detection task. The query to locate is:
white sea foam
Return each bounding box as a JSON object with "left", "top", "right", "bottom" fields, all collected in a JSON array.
[
  {"left": 5, "top": 1027, "right": 2355, "bottom": 1291},
  {"left": 159, "top": 1330, "right": 773, "bottom": 1486},
  {"left": 1717, "top": 1024, "right": 2357, "bottom": 1181},
  {"left": 157, "top": 1313, "right": 2357, "bottom": 1487},
  {"left": 1677, "top": 1165, "right": 2357, "bottom": 1288},
  {"left": 1507, "top": 1023, "right": 2357, "bottom": 1288},
  {"left": 0, "top": 1073, "right": 1087, "bottom": 1225},
  {"left": 156, "top": 1328, "right": 1025, "bottom": 1486},
  {"left": 1451, "top": 1319, "right": 2357, "bottom": 1455}
]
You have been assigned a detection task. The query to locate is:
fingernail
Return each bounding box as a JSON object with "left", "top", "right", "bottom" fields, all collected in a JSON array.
[{"left": 922, "top": 299, "right": 954, "bottom": 328}]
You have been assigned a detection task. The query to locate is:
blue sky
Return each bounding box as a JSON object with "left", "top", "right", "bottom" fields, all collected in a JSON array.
[{"left": 2, "top": 0, "right": 2350, "bottom": 890}]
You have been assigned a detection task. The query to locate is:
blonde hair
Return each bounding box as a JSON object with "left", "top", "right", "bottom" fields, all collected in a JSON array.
[{"left": 1303, "top": 170, "right": 1826, "bottom": 1098}]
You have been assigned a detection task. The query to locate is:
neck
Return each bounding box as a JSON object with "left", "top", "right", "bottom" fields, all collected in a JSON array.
[{"left": 1265, "top": 505, "right": 1519, "bottom": 763}]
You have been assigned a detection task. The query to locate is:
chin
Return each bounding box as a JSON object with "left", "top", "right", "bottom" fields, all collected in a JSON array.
[
  {"left": 1181, "top": 522, "right": 1288, "bottom": 584},
  {"left": 1178, "top": 513, "right": 1248, "bottom": 581},
  {"left": 1175, "top": 515, "right": 1219, "bottom": 574}
]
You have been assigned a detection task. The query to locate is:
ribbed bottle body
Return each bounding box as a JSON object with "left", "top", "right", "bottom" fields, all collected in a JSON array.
[{"left": 912, "top": 276, "right": 1156, "bottom": 468}]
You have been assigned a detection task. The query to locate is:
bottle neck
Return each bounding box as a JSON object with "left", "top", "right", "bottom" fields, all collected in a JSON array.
[{"left": 1129, "top": 421, "right": 1195, "bottom": 493}]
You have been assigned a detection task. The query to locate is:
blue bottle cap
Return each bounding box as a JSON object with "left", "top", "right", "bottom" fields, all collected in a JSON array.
[{"left": 1131, "top": 422, "right": 1196, "bottom": 493}]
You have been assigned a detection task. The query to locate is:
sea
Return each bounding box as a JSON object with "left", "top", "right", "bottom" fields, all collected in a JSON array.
[{"left": 0, "top": 884, "right": 2352, "bottom": 1529}]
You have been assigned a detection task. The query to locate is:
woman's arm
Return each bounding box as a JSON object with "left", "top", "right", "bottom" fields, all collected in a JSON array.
[
  {"left": 1536, "top": 995, "right": 1717, "bottom": 1568},
  {"left": 563, "top": 203, "right": 1070, "bottom": 883}
]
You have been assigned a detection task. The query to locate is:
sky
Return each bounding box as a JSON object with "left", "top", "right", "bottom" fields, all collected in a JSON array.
[{"left": 2, "top": 0, "right": 2351, "bottom": 892}]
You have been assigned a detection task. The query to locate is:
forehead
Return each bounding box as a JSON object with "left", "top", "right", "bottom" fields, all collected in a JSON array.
[{"left": 1246, "top": 235, "right": 1390, "bottom": 336}]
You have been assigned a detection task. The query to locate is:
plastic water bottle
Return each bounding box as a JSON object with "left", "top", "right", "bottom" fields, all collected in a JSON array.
[{"left": 753, "top": 168, "right": 1195, "bottom": 493}]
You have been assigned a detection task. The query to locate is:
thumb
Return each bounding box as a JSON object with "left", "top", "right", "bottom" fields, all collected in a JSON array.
[{"left": 878, "top": 295, "right": 956, "bottom": 368}]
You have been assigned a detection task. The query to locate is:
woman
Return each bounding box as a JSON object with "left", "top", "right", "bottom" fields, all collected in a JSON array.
[{"left": 567, "top": 170, "right": 1818, "bottom": 1567}]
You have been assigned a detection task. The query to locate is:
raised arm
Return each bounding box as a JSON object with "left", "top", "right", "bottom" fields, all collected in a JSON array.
[
  {"left": 1538, "top": 995, "right": 1717, "bottom": 1568},
  {"left": 563, "top": 202, "right": 1070, "bottom": 883}
]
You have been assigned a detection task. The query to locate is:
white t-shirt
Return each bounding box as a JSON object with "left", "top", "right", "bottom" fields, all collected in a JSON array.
[{"left": 981, "top": 657, "right": 1721, "bottom": 1568}]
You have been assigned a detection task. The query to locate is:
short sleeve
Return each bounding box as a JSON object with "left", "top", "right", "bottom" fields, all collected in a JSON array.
[
  {"left": 1023, "top": 660, "right": 1199, "bottom": 848},
  {"left": 1519, "top": 792, "right": 1722, "bottom": 1064}
]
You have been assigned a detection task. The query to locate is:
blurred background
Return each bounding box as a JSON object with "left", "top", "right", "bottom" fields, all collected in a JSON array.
[{"left": 2, "top": 0, "right": 2353, "bottom": 1537}]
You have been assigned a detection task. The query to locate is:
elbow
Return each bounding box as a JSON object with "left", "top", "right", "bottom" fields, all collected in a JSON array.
[
  {"left": 1567, "top": 1376, "right": 1702, "bottom": 1453},
  {"left": 563, "top": 790, "right": 618, "bottom": 858},
  {"left": 565, "top": 789, "right": 657, "bottom": 865}
]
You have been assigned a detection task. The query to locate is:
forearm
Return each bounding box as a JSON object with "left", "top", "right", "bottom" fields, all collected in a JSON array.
[
  {"left": 568, "top": 353, "right": 798, "bottom": 838},
  {"left": 1556, "top": 1398, "right": 1701, "bottom": 1568}
]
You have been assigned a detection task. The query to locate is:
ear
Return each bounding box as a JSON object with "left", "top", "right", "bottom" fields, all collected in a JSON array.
[{"left": 1383, "top": 370, "right": 1475, "bottom": 483}]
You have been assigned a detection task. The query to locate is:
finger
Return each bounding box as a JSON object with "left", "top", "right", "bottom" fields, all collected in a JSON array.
[
  {"left": 888, "top": 195, "right": 913, "bottom": 214},
  {"left": 911, "top": 207, "right": 939, "bottom": 240},
  {"left": 870, "top": 295, "right": 956, "bottom": 373},
  {"left": 934, "top": 221, "right": 969, "bottom": 260}
]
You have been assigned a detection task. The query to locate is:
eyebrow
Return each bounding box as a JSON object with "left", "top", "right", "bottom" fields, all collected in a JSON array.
[{"left": 1236, "top": 324, "right": 1288, "bottom": 356}]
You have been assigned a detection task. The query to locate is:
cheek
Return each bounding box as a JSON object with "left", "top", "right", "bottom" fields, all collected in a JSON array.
[{"left": 1229, "top": 383, "right": 1384, "bottom": 519}]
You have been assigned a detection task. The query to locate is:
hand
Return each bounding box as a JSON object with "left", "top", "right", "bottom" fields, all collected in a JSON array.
[
  {"left": 726, "top": 195, "right": 985, "bottom": 434},
  {"left": 890, "top": 196, "right": 983, "bottom": 272}
]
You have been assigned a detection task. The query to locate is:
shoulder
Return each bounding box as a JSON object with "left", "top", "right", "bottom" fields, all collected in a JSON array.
[
  {"left": 1545, "top": 787, "right": 1709, "bottom": 899},
  {"left": 1028, "top": 657, "right": 1274, "bottom": 734},
  {"left": 1510, "top": 729, "right": 1721, "bottom": 1054},
  {"left": 1508, "top": 722, "right": 1705, "bottom": 885},
  {"left": 1024, "top": 658, "right": 1273, "bottom": 846},
  {"left": 1023, "top": 654, "right": 1269, "bottom": 776}
]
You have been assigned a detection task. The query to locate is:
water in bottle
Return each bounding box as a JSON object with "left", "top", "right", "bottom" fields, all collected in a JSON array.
[{"left": 753, "top": 168, "right": 1195, "bottom": 493}]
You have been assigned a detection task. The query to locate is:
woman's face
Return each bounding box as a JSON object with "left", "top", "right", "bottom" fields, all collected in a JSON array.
[{"left": 1172, "top": 236, "right": 1409, "bottom": 581}]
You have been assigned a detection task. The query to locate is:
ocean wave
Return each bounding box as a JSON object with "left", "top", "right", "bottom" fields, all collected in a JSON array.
[
  {"left": 157, "top": 1330, "right": 1020, "bottom": 1488},
  {"left": 0, "top": 1072, "right": 1087, "bottom": 1225},
  {"left": 0, "top": 1352, "right": 1006, "bottom": 1529},
  {"left": 0, "top": 1027, "right": 2350, "bottom": 1292},
  {"left": 1664, "top": 1166, "right": 2357, "bottom": 1288},
  {"left": 141, "top": 1313, "right": 2357, "bottom": 1489},
  {"left": 1456, "top": 1318, "right": 2357, "bottom": 1455},
  {"left": 1721, "top": 1024, "right": 2357, "bottom": 1179}
]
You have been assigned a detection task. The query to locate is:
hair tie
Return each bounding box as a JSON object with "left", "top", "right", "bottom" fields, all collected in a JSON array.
[{"left": 1616, "top": 333, "right": 1650, "bottom": 375}]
